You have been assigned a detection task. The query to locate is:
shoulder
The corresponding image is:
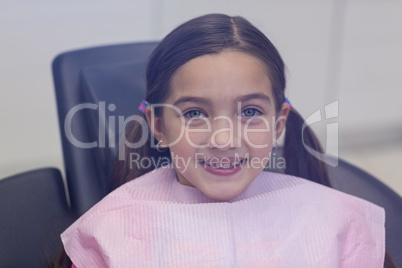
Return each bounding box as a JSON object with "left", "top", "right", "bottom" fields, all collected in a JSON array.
[
  {"left": 258, "top": 171, "right": 385, "bottom": 223},
  {"left": 256, "top": 172, "right": 385, "bottom": 266},
  {"left": 60, "top": 166, "right": 176, "bottom": 266},
  {"left": 61, "top": 166, "right": 176, "bottom": 238},
  {"left": 109, "top": 165, "right": 177, "bottom": 200},
  {"left": 90, "top": 165, "right": 177, "bottom": 214}
]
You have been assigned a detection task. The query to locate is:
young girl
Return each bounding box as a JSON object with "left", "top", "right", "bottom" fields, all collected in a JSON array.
[{"left": 58, "top": 14, "right": 394, "bottom": 267}]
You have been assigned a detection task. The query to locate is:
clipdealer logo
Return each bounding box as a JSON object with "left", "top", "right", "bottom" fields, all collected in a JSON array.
[
  {"left": 64, "top": 101, "right": 339, "bottom": 166},
  {"left": 302, "top": 100, "right": 339, "bottom": 167}
]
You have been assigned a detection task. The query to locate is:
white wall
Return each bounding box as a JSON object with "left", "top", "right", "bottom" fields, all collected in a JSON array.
[
  {"left": 0, "top": 0, "right": 154, "bottom": 178},
  {"left": 1, "top": 0, "right": 401, "bottom": 192}
]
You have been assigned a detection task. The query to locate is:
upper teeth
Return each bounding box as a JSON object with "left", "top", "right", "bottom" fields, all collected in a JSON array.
[{"left": 200, "top": 160, "right": 243, "bottom": 169}]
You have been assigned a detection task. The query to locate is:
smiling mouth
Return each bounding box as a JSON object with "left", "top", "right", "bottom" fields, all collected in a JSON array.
[{"left": 199, "top": 158, "right": 247, "bottom": 169}]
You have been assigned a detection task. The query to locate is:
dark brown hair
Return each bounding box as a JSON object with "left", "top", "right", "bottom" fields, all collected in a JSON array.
[{"left": 110, "top": 13, "right": 331, "bottom": 189}]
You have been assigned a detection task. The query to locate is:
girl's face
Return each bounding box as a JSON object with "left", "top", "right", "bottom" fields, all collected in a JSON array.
[{"left": 147, "top": 50, "right": 289, "bottom": 201}]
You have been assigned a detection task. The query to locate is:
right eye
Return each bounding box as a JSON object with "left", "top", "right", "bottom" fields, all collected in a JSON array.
[{"left": 183, "top": 109, "right": 206, "bottom": 119}]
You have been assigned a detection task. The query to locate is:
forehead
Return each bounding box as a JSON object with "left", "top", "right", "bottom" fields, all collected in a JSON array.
[{"left": 168, "top": 50, "right": 273, "bottom": 104}]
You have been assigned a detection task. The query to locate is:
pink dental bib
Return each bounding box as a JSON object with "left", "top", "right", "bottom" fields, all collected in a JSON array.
[{"left": 61, "top": 166, "right": 385, "bottom": 267}]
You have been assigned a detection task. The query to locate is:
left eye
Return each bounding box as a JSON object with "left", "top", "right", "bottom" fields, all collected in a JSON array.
[
  {"left": 184, "top": 110, "right": 206, "bottom": 119},
  {"left": 241, "top": 108, "right": 261, "bottom": 117}
]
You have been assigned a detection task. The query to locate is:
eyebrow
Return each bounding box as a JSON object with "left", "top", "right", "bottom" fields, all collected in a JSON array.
[
  {"left": 173, "top": 96, "right": 210, "bottom": 107},
  {"left": 236, "top": 93, "right": 271, "bottom": 104},
  {"left": 173, "top": 93, "right": 271, "bottom": 107}
]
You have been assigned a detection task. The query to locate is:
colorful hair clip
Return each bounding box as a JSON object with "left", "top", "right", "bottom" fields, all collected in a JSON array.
[
  {"left": 283, "top": 97, "right": 292, "bottom": 108},
  {"left": 138, "top": 100, "right": 149, "bottom": 114}
]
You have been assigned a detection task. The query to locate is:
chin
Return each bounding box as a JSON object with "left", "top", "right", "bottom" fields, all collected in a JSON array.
[{"left": 202, "top": 185, "right": 244, "bottom": 201}]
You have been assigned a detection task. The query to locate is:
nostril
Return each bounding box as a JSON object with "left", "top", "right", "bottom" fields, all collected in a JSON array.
[
  {"left": 208, "top": 116, "right": 241, "bottom": 149},
  {"left": 209, "top": 130, "right": 234, "bottom": 149}
]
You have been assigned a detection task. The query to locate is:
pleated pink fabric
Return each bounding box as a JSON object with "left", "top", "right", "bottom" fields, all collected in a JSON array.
[{"left": 61, "top": 165, "right": 385, "bottom": 267}]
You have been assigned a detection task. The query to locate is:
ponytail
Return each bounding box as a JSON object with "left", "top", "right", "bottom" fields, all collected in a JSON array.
[{"left": 283, "top": 107, "right": 331, "bottom": 187}]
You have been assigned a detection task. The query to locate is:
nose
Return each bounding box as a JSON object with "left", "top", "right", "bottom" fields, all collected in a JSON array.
[{"left": 208, "top": 116, "right": 238, "bottom": 150}]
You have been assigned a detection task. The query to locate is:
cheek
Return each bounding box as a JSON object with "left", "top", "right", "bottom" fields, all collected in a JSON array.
[
  {"left": 242, "top": 119, "right": 275, "bottom": 168},
  {"left": 244, "top": 132, "right": 273, "bottom": 147},
  {"left": 246, "top": 144, "right": 273, "bottom": 171},
  {"left": 163, "top": 119, "right": 184, "bottom": 146},
  {"left": 184, "top": 129, "right": 209, "bottom": 147},
  {"left": 168, "top": 138, "right": 195, "bottom": 171},
  {"left": 242, "top": 119, "right": 275, "bottom": 148}
]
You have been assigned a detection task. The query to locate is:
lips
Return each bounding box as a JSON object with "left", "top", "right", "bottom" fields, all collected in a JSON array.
[{"left": 198, "top": 157, "right": 247, "bottom": 170}]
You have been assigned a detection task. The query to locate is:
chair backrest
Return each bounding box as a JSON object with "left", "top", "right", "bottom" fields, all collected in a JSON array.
[
  {"left": 0, "top": 168, "right": 75, "bottom": 267},
  {"left": 52, "top": 42, "right": 158, "bottom": 215},
  {"left": 53, "top": 42, "right": 402, "bottom": 266}
]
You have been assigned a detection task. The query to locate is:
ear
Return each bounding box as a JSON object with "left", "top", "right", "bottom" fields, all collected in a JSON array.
[
  {"left": 275, "top": 102, "right": 290, "bottom": 140},
  {"left": 145, "top": 105, "right": 166, "bottom": 145}
]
